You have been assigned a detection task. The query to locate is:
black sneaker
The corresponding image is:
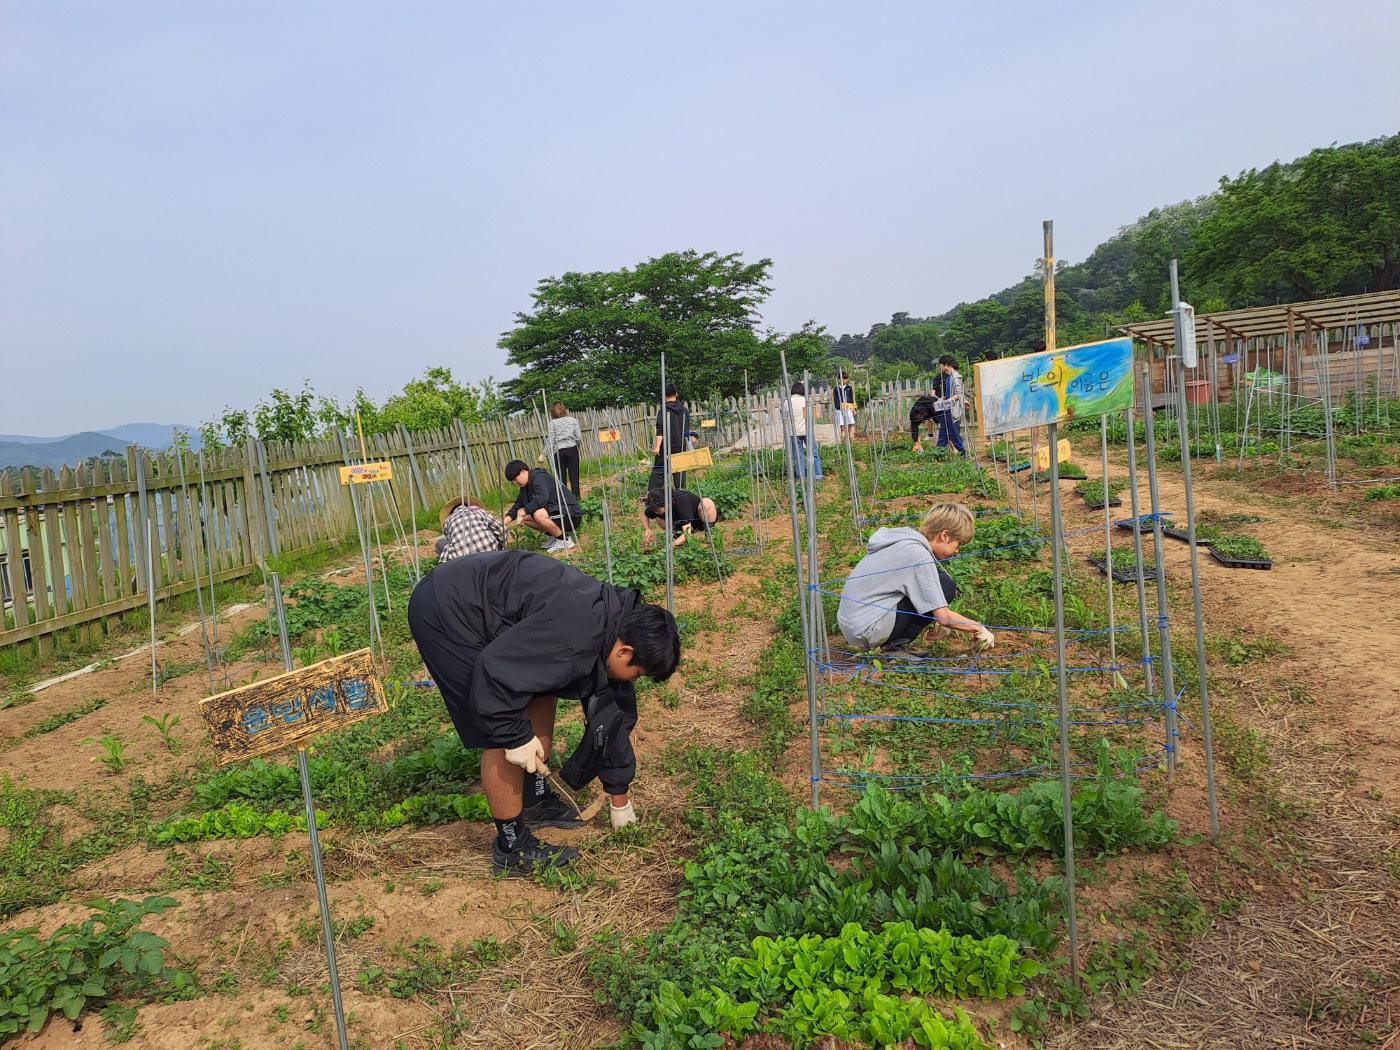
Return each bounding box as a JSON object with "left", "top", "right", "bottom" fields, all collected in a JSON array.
[
  {"left": 490, "top": 835, "right": 580, "bottom": 878},
  {"left": 522, "top": 789, "right": 587, "bottom": 829}
]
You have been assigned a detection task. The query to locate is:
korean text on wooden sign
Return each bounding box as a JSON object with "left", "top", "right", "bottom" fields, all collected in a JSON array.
[
  {"left": 598, "top": 429, "right": 622, "bottom": 443},
  {"left": 975, "top": 336, "right": 1134, "bottom": 436},
  {"left": 199, "top": 649, "right": 388, "bottom": 764},
  {"left": 338, "top": 462, "right": 395, "bottom": 485}
]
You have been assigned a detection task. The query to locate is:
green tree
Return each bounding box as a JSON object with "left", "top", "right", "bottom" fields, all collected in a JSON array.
[
  {"left": 1189, "top": 134, "right": 1400, "bottom": 305},
  {"left": 359, "top": 368, "right": 501, "bottom": 435},
  {"left": 498, "top": 250, "right": 824, "bottom": 407},
  {"left": 868, "top": 320, "right": 942, "bottom": 368},
  {"left": 942, "top": 299, "right": 1010, "bottom": 361}
]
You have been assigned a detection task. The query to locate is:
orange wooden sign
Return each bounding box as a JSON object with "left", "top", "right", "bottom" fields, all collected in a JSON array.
[{"left": 338, "top": 462, "right": 394, "bottom": 485}]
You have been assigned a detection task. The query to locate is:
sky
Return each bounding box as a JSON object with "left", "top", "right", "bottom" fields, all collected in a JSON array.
[{"left": 2, "top": 0, "right": 1397, "bottom": 436}]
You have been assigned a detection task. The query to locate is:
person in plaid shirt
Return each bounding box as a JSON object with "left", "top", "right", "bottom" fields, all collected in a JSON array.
[{"left": 436, "top": 497, "right": 506, "bottom": 562}]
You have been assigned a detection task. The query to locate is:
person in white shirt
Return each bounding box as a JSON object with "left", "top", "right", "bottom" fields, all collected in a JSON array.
[{"left": 788, "top": 382, "right": 823, "bottom": 479}]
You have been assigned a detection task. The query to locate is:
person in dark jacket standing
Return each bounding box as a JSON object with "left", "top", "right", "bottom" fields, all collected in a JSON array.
[
  {"left": 503, "top": 460, "right": 582, "bottom": 554},
  {"left": 833, "top": 371, "right": 856, "bottom": 442},
  {"left": 407, "top": 550, "right": 681, "bottom": 876},
  {"left": 653, "top": 383, "right": 690, "bottom": 491}
]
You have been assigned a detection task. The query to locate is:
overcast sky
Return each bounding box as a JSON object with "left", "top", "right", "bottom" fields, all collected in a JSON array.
[{"left": 2, "top": 0, "right": 1397, "bottom": 435}]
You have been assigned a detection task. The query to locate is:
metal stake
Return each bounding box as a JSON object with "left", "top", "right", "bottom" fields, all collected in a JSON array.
[
  {"left": 1139, "top": 361, "right": 1178, "bottom": 781},
  {"left": 269, "top": 572, "right": 349, "bottom": 1050},
  {"left": 660, "top": 354, "right": 675, "bottom": 614}
]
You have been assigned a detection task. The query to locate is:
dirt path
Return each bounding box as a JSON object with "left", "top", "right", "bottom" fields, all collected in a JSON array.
[{"left": 1048, "top": 451, "right": 1400, "bottom": 1049}]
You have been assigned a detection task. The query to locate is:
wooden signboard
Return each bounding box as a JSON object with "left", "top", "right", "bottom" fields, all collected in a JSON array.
[
  {"left": 199, "top": 648, "right": 387, "bottom": 764},
  {"left": 700, "top": 419, "right": 716, "bottom": 428},
  {"left": 1034, "top": 439, "right": 1073, "bottom": 472},
  {"left": 668, "top": 447, "right": 714, "bottom": 472},
  {"left": 598, "top": 429, "right": 622, "bottom": 443},
  {"left": 338, "top": 462, "right": 394, "bottom": 485},
  {"left": 975, "top": 337, "right": 1134, "bottom": 436}
]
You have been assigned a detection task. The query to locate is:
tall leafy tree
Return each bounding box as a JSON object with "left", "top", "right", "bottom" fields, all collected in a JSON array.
[
  {"left": 868, "top": 320, "right": 942, "bottom": 368},
  {"left": 1189, "top": 135, "right": 1400, "bottom": 304},
  {"left": 499, "top": 250, "right": 825, "bottom": 407}
]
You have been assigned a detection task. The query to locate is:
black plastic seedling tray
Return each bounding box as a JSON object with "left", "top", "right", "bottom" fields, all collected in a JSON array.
[
  {"left": 1082, "top": 497, "right": 1123, "bottom": 510},
  {"left": 1206, "top": 545, "right": 1273, "bottom": 570},
  {"left": 1087, "top": 555, "right": 1161, "bottom": 584}
]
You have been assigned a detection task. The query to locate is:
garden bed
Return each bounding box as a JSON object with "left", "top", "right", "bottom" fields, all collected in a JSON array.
[{"left": 1087, "top": 553, "right": 1161, "bottom": 584}]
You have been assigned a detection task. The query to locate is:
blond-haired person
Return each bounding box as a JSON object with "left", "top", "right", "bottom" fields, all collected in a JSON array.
[{"left": 836, "top": 502, "right": 995, "bottom": 659}]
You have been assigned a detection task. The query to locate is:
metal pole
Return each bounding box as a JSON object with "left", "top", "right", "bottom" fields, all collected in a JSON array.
[
  {"left": 803, "top": 371, "right": 825, "bottom": 664},
  {"left": 1100, "top": 414, "right": 1119, "bottom": 683},
  {"left": 660, "top": 354, "right": 674, "bottom": 614},
  {"left": 1139, "top": 360, "right": 1178, "bottom": 781},
  {"left": 1044, "top": 220, "right": 1079, "bottom": 987},
  {"left": 337, "top": 432, "right": 380, "bottom": 658},
  {"left": 540, "top": 390, "right": 573, "bottom": 544},
  {"left": 396, "top": 427, "right": 422, "bottom": 581},
  {"left": 1124, "top": 405, "right": 1154, "bottom": 696},
  {"left": 456, "top": 419, "right": 482, "bottom": 502},
  {"left": 780, "top": 352, "right": 820, "bottom": 808},
  {"left": 268, "top": 573, "right": 350, "bottom": 1050},
  {"left": 1172, "top": 302, "right": 1222, "bottom": 844}
]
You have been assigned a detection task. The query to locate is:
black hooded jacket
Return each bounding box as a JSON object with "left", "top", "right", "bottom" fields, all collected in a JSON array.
[
  {"left": 428, "top": 550, "right": 639, "bottom": 753},
  {"left": 508, "top": 467, "right": 582, "bottom": 526},
  {"left": 655, "top": 400, "right": 690, "bottom": 456}
]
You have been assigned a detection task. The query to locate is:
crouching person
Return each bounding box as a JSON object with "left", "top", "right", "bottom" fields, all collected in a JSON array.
[
  {"left": 407, "top": 550, "right": 680, "bottom": 876},
  {"left": 503, "top": 459, "right": 583, "bottom": 554},
  {"left": 837, "top": 502, "right": 996, "bottom": 659}
]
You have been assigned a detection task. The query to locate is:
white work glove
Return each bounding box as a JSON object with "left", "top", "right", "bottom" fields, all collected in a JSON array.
[
  {"left": 610, "top": 801, "right": 637, "bottom": 829},
  {"left": 504, "top": 737, "right": 549, "bottom": 774},
  {"left": 928, "top": 624, "right": 951, "bottom": 641},
  {"left": 973, "top": 627, "right": 996, "bottom": 650}
]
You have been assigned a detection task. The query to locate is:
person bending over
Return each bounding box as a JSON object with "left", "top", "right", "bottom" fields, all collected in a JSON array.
[
  {"left": 503, "top": 459, "right": 583, "bottom": 554},
  {"left": 408, "top": 550, "right": 680, "bottom": 876},
  {"left": 641, "top": 485, "right": 720, "bottom": 547},
  {"left": 436, "top": 496, "right": 506, "bottom": 562},
  {"left": 837, "top": 502, "right": 995, "bottom": 659}
]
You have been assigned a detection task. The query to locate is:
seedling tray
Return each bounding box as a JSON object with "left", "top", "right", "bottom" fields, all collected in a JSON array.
[
  {"left": 1082, "top": 497, "right": 1123, "bottom": 510},
  {"left": 1087, "top": 555, "right": 1160, "bottom": 584},
  {"left": 1206, "top": 545, "right": 1273, "bottom": 570}
]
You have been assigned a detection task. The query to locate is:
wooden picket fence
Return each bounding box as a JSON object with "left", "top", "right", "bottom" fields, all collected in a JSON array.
[{"left": 0, "top": 377, "right": 935, "bottom": 654}]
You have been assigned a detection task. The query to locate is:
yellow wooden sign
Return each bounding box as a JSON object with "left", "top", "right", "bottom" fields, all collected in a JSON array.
[
  {"left": 598, "top": 429, "right": 622, "bottom": 443},
  {"left": 700, "top": 419, "right": 716, "bottom": 428},
  {"left": 668, "top": 447, "right": 714, "bottom": 472},
  {"left": 1033, "top": 439, "right": 1074, "bottom": 472},
  {"left": 338, "top": 462, "right": 394, "bottom": 485},
  {"left": 199, "top": 649, "right": 388, "bottom": 765}
]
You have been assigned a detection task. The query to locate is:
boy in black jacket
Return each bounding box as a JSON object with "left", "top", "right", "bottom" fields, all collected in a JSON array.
[
  {"left": 653, "top": 383, "right": 691, "bottom": 491},
  {"left": 408, "top": 550, "right": 681, "bottom": 876},
  {"left": 503, "top": 460, "right": 583, "bottom": 554}
]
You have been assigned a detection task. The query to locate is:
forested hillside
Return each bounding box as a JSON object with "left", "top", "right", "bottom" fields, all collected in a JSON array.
[{"left": 831, "top": 131, "right": 1400, "bottom": 371}]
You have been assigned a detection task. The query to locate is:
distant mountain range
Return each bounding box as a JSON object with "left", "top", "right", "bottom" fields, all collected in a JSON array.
[{"left": 0, "top": 424, "right": 197, "bottom": 472}]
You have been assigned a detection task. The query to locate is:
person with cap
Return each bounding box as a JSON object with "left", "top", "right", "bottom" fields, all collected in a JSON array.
[
  {"left": 502, "top": 459, "right": 583, "bottom": 554},
  {"left": 407, "top": 550, "right": 681, "bottom": 875},
  {"left": 435, "top": 496, "right": 506, "bottom": 562}
]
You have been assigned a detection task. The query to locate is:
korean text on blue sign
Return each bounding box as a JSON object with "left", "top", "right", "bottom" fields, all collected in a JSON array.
[{"left": 199, "top": 648, "right": 388, "bottom": 764}]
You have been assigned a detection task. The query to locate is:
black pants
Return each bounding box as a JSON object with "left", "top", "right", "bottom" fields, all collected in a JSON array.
[
  {"left": 552, "top": 446, "right": 581, "bottom": 499},
  {"left": 408, "top": 572, "right": 491, "bottom": 748},
  {"left": 884, "top": 568, "right": 961, "bottom": 647},
  {"left": 650, "top": 461, "right": 686, "bottom": 492}
]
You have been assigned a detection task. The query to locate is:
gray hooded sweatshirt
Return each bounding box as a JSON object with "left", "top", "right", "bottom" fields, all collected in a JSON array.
[{"left": 837, "top": 527, "right": 949, "bottom": 649}]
